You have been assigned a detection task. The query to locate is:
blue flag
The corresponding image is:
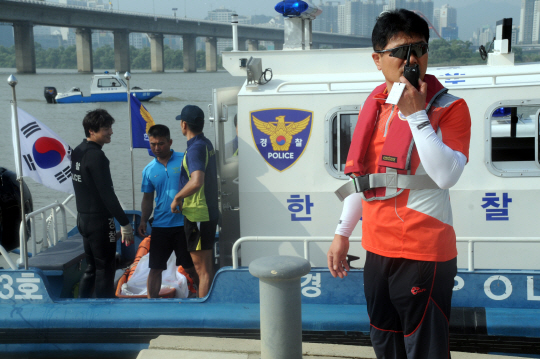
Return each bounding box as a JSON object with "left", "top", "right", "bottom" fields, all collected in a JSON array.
[{"left": 130, "top": 94, "right": 155, "bottom": 154}]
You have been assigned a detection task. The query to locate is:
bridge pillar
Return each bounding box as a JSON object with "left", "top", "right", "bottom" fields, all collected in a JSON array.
[
  {"left": 205, "top": 37, "right": 217, "bottom": 72},
  {"left": 13, "top": 22, "right": 35, "bottom": 74},
  {"left": 274, "top": 41, "right": 284, "bottom": 51},
  {"left": 237, "top": 38, "right": 247, "bottom": 51},
  {"left": 247, "top": 39, "right": 259, "bottom": 51},
  {"left": 76, "top": 28, "right": 93, "bottom": 73},
  {"left": 183, "top": 34, "right": 197, "bottom": 73},
  {"left": 149, "top": 33, "right": 164, "bottom": 72},
  {"left": 114, "top": 29, "right": 130, "bottom": 73}
]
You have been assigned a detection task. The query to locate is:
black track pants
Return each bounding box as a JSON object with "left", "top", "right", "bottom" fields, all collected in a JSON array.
[
  {"left": 77, "top": 214, "right": 117, "bottom": 299},
  {"left": 364, "top": 251, "right": 457, "bottom": 359}
]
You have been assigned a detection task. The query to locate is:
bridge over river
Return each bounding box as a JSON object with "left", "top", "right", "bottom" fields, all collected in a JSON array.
[{"left": 0, "top": 0, "right": 371, "bottom": 73}]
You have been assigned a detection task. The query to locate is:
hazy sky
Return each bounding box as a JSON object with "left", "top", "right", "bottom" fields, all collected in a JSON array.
[{"left": 116, "top": 0, "right": 520, "bottom": 40}]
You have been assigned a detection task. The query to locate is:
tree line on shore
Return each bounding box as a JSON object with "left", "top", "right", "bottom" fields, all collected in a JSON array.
[{"left": 0, "top": 39, "right": 538, "bottom": 70}]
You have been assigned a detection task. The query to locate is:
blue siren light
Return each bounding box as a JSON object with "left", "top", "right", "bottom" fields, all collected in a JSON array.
[
  {"left": 275, "top": 0, "right": 309, "bottom": 17},
  {"left": 492, "top": 107, "right": 512, "bottom": 117}
]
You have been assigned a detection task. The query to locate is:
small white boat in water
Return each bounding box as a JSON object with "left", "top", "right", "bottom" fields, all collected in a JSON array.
[{"left": 52, "top": 73, "right": 162, "bottom": 104}]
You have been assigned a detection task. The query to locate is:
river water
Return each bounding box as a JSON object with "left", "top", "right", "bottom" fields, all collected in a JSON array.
[{"left": 0, "top": 68, "right": 244, "bottom": 227}]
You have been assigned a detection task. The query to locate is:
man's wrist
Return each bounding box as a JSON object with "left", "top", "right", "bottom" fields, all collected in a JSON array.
[{"left": 398, "top": 109, "right": 426, "bottom": 121}]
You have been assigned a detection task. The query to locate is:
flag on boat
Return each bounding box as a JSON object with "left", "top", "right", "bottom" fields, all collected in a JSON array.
[
  {"left": 11, "top": 105, "right": 74, "bottom": 194},
  {"left": 130, "top": 94, "right": 155, "bottom": 154}
]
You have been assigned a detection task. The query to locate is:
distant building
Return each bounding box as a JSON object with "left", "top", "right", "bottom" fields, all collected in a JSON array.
[
  {"left": 337, "top": 0, "right": 383, "bottom": 37},
  {"left": 129, "top": 33, "right": 150, "bottom": 49},
  {"left": 313, "top": 1, "right": 340, "bottom": 33},
  {"left": 532, "top": 0, "right": 540, "bottom": 43},
  {"left": 519, "top": 0, "right": 535, "bottom": 44},
  {"left": 435, "top": 4, "right": 458, "bottom": 40},
  {"left": 441, "top": 26, "right": 458, "bottom": 41},
  {"left": 479, "top": 26, "right": 494, "bottom": 47},
  {"left": 356, "top": 0, "right": 383, "bottom": 37},
  {"left": 337, "top": 2, "right": 353, "bottom": 35},
  {"left": 512, "top": 25, "right": 519, "bottom": 45},
  {"left": 206, "top": 7, "right": 250, "bottom": 54},
  {"left": 438, "top": 4, "right": 457, "bottom": 32},
  {"left": 92, "top": 30, "right": 113, "bottom": 48},
  {"left": 34, "top": 26, "right": 63, "bottom": 49},
  {"left": 383, "top": 0, "right": 435, "bottom": 39}
]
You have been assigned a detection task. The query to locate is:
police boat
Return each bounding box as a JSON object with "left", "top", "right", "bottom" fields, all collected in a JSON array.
[
  {"left": 51, "top": 72, "right": 162, "bottom": 104},
  {"left": 2, "top": 4, "right": 540, "bottom": 358}
]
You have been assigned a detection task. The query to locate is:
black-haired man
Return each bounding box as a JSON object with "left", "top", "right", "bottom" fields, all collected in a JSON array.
[
  {"left": 72, "top": 109, "right": 134, "bottom": 299},
  {"left": 327, "top": 9, "right": 471, "bottom": 359},
  {"left": 171, "top": 105, "right": 218, "bottom": 298},
  {"left": 138, "top": 124, "right": 196, "bottom": 298}
]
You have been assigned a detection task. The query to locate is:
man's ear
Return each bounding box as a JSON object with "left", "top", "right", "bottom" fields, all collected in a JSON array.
[{"left": 372, "top": 52, "right": 382, "bottom": 71}]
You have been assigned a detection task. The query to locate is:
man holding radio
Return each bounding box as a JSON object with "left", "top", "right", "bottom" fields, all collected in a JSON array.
[{"left": 327, "top": 9, "right": 471, "bottom": 359}]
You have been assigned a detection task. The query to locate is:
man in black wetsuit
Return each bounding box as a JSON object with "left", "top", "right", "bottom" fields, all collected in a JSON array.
[{"left": 71, "top": 109, "right": 134, "bottom": 298}]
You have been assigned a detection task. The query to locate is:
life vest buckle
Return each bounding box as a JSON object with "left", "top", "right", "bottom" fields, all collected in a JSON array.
[{"left": 353, "top": 175, "right": 371, "bottom": 193}]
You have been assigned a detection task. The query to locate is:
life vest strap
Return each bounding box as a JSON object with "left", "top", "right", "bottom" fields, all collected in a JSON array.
[{"left": 334, "top": 173, "right": 439, "bottom": 202}]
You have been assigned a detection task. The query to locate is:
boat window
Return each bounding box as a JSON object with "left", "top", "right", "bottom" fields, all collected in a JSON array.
[
  {"left": 324, "top": 105, "right": 359, "bottom": 179},
  {"left": 98, "top": 78, "right": 122, "bottom": 88},
  {"left": 485, "top": 101, "right": 540, "bottom": 177},
  {"left": 223, "top": 105, "right": 239, "bottom": 162}
]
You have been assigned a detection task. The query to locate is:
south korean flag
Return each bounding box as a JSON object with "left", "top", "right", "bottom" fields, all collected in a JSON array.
[{"left": 11, "top": 105, "right": 74, "bottom": 194}]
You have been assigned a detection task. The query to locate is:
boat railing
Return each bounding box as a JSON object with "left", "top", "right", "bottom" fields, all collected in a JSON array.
[
  {"left": 231, "top": 236, "right": 540, "bottom": 271},
  {"left": 231, "top": 236, "right": 362, "bottom": 270},
  {"left": 18, "top": 195, "right": 76, "bottom": 265},
  {"left": 275, "top": 70, "right": 540, "bottom": 93}
]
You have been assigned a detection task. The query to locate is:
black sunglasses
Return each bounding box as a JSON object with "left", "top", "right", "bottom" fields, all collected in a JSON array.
[{"left": 375, "top": 43, "right": 429, "bottom": 60}]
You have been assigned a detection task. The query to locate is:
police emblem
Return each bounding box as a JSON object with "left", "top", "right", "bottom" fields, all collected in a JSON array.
[{"left": 250, "top": 108, "right": 313, "bottom": 172}]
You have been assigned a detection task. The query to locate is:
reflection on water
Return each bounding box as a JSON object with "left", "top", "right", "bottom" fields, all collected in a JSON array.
[{"left": 0, "top": 68, "right": 244, "bottom": 226}]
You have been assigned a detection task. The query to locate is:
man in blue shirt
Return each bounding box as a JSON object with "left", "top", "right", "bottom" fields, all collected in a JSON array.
[
  {"left": 139, "top": 124, "right": 195, "bottom": 298},
  {"left": 171, "top": 105, "right": 218, "bottom": 298}
]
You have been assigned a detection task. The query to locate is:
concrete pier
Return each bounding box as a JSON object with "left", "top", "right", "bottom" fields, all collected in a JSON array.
[
  {"left": 205, "top": 37, "right": 217, "bottom": 72},
  {"left": 138, "top": 336, "right": 530, "bottom": 359},
  {"left": 183, "top": 34, "right": 197, "bottom": 73},
  {"left": 114, "top": 29, "right": 130, "bottom": 73},
  {"left": 247, "top": 39, "right": 259, "bottom": 51},
  {"left": 149, "top": 33, "right": 164, "bottom": 72},
  {"left": 13, "top": 21, "right": 35, "bottom": 74},
  {"left": 274, "top": 40, "right": 284, "bottom": 51},
  {"left": 75, "top": 28, "right": 93, "bottom": 73}
]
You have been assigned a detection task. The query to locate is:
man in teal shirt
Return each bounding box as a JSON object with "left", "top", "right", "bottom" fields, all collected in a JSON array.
[{"left": 139, "top": 124, "right": 195, "bottom": 298}]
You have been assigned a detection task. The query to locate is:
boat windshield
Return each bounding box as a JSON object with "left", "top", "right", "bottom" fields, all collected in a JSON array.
[{"left": 97, "top": 78, "right": 124, "bottom": 88}]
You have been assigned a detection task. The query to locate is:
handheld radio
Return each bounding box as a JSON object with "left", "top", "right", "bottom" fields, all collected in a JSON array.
[{"left": 403, "top": 45, "right": 420, "bottom": 90}]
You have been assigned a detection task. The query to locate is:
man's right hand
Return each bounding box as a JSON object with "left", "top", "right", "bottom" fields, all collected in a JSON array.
[
  {"left": 121, "top": 224, "right": 134, "bottom": 247},
  {"left": 138, "top": 221, "right": 147, "bottom": 238},
  {"left": 327, "top": 234, "right": 351, "bottom": 278},
  {"left": 171, "top": 196, "right": 183, "bottom": 213}
]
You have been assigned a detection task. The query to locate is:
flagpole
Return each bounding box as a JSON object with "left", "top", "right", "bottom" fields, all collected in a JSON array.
[
  {"left": 8, "top": 74, "right": 28, "bottom": 270},
  {"left": 124, "top": 72, "right": 135, "bottom": 212}
]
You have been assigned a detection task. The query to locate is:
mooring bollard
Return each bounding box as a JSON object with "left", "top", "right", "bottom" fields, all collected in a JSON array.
[{"left": 249, "top": 255, "right": 311, "bottom": 359}]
